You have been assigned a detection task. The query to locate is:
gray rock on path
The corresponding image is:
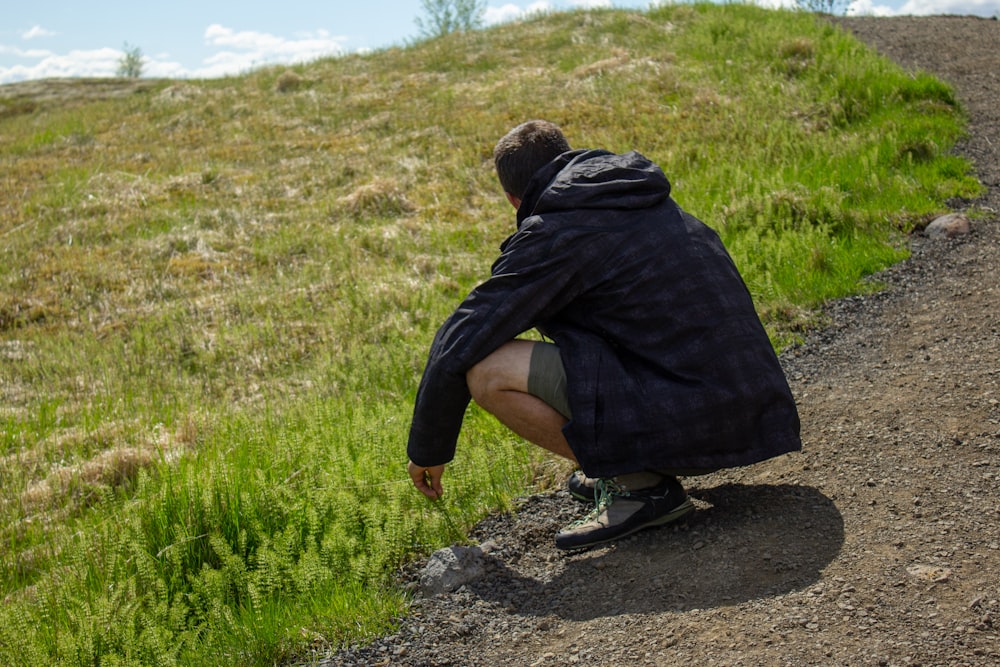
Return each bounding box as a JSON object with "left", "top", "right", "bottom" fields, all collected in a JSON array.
[
  {"left": 418, "top": 545, "right": 486, "bottom": 597},
  {"left": 925, "top": 212, "right": 971, "bottom": 239}
]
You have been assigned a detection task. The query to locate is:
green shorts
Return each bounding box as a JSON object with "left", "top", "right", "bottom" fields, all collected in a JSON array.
[
  {"left": 527, "top": 341, "right": 572, "bottom": 419},
  {"left": 526, "top": 340, "right": 717, "bottom": 477}
]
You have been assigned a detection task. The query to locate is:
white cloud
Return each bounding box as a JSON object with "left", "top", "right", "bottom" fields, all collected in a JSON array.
[
  {"left": 204, "top": 24, "right": 281, "bottom": 51},
  {"left": 484, "top": 0, "right": 621, "bottom": 26},
  {"left": 21, "top": 25, "right": 57, "bottom": 40},
  {"left": 846, "top": 0, "right": 897, "bottom": 15},
  {"left": 485, "top": 2, "right": 552, "bottom": 24},
  {"left": 0, "top": 44, "right": 52, "bottom": 58},
  {"left": 0, "top": 24, "right": 351, "bottom": 84},
  {"left": 844, "top": 0, "right": 999, "bottom": 15},
  {"left": 137, "top": 25, "right": 350, "bottom": 79},
  {"left": 140, "top": 56, "right": 189, "bottom": 80},
  {"left": 895, "top": 0, "right": 1000, "bottom": 14},
  {"left": 199, "top": 23, "right": 346, "bottom": 75},
  {"left": 749, "top": 0, "right": 798, "bottom": 9},
  {"left": 0, "top": 47, "right": 120, "bottom": 83}
]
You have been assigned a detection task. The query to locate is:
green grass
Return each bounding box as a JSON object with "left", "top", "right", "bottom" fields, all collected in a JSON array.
[{"left": 0, "top": 4, "right": 983, "bottom": 665}]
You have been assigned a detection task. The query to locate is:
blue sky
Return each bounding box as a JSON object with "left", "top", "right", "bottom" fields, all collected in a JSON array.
[{"left": 2, "top": 0, "right": 999, "bottom": 84}]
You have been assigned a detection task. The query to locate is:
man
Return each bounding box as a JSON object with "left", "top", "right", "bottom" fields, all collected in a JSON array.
[{"left": 407, "top": 120, "right": 801, "bottom": 550}]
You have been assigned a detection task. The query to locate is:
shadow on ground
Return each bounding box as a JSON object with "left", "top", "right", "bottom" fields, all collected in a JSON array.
[{"left": 468, "top": 483, "right": 844, "bottom": 621}]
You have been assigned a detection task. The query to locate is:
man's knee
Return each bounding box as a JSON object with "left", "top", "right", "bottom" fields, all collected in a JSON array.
[
  {"left": 466, "top": 340, "right": 533, "bottom": 405},
  {"left": 467, "top": 357, "right": 512, "bottom": 410},
  {"left": 465, "top": 358, "right": 494, "bottom": 404}
]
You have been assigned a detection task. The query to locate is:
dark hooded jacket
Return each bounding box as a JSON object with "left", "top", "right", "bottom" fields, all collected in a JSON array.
[{"left": 407, "top": 149, "right": 801, "bottom": 477}]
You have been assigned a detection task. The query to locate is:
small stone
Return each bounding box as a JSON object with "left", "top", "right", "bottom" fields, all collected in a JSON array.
[
  {"left": 924, "top": 212, "right": 970, "bottom": 239},
  {"left": 905, "top": 564, "right": 952, "bottom": 583},
  {"left": 418, "top": 545, "right": 486, "bottom": 596}
]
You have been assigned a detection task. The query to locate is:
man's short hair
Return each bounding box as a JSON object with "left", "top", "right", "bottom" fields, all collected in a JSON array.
[{"left": 493, "top": 120, "right": 572, "bottom": 200}]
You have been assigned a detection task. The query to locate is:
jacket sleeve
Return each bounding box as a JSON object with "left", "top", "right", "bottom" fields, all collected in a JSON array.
[{"left": 406, "top": 221, "right": 583, "bottom": 467}]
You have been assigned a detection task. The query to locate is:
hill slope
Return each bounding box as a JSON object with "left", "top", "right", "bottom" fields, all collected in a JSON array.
[{"left": 328, "top": 15, "right": 1000, "bottom": 667}]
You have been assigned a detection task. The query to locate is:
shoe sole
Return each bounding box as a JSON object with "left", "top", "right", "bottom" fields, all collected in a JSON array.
[{"left": 555, "top": 498, "right": 696, "bottom": 551}]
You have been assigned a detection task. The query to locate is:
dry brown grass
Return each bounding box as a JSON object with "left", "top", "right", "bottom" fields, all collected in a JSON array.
[
  {"left": 19, "top": 446, "right": 155, "bottom": 513},
  {"left": 9, "top": 414, "right": 202, "bottom": 519},
  {"left": 337, "top": 178, "right": 415, "bottom": 218},
  {"left": 274, "top": 69, "right": 305, "bottom": 93}
]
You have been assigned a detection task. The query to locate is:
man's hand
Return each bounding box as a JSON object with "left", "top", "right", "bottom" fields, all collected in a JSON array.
[{"left": 408, "top": 461, "right": 445, "bottom": 500}]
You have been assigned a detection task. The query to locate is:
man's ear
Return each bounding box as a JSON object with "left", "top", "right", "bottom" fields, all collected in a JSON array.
[{"left": 504, "top": 191, "right": 522, "bottom": 209}]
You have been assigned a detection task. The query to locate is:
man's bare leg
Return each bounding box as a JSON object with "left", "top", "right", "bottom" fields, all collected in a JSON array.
[{"left": 466, "top": 340, "right": 577, "bottom": 464}]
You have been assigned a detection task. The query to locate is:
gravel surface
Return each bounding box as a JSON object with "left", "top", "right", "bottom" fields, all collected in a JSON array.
[{"left": 324, "top": 16, "right": 1000, "bottom": 667}]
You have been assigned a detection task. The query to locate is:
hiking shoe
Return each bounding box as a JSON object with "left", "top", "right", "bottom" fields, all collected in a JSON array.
[
  {"left": 566, "top": 470, "right": 596, "bottom": 502},
  {"left": 555, "top": 475, "right": 694, "bottom": 551}
]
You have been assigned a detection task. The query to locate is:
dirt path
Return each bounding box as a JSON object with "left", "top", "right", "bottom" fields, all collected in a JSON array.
[{"left": 327, "top": 17, "right": 1000, "bottom": 667}]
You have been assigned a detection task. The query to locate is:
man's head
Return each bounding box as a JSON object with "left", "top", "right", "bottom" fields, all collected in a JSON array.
[{"left": 493, "top": 120, "right": 572, "bottom": 203}]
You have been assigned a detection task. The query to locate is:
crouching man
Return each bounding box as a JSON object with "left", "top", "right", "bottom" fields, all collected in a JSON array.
[{"left": 407, "top": 120, "right": 801, "bottom": 550}]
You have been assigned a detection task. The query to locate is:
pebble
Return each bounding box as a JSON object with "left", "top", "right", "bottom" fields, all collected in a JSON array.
[{"left": 925, "top": 213, "right": 971, "bottom": 239}]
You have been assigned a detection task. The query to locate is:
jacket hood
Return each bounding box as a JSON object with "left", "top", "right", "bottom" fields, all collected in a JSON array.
[{"left": 517, "top": 149, "right": 672, "bottom": 225}]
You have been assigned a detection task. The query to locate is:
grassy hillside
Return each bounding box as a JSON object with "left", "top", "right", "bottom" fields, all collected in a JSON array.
[{"left": 0, "top": 4, "right": 981, "bottom": 665}]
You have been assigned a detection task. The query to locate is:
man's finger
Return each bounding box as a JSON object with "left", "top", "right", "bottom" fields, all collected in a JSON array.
[
  {"left": 408, "top": 461, "right": 443, "bottom": 499},
  {"left": 426, "top": 468, "right": 444, "bottom": 499},
  {"left": 418, "top": 471, "right": 440, "bottom": 499}
]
